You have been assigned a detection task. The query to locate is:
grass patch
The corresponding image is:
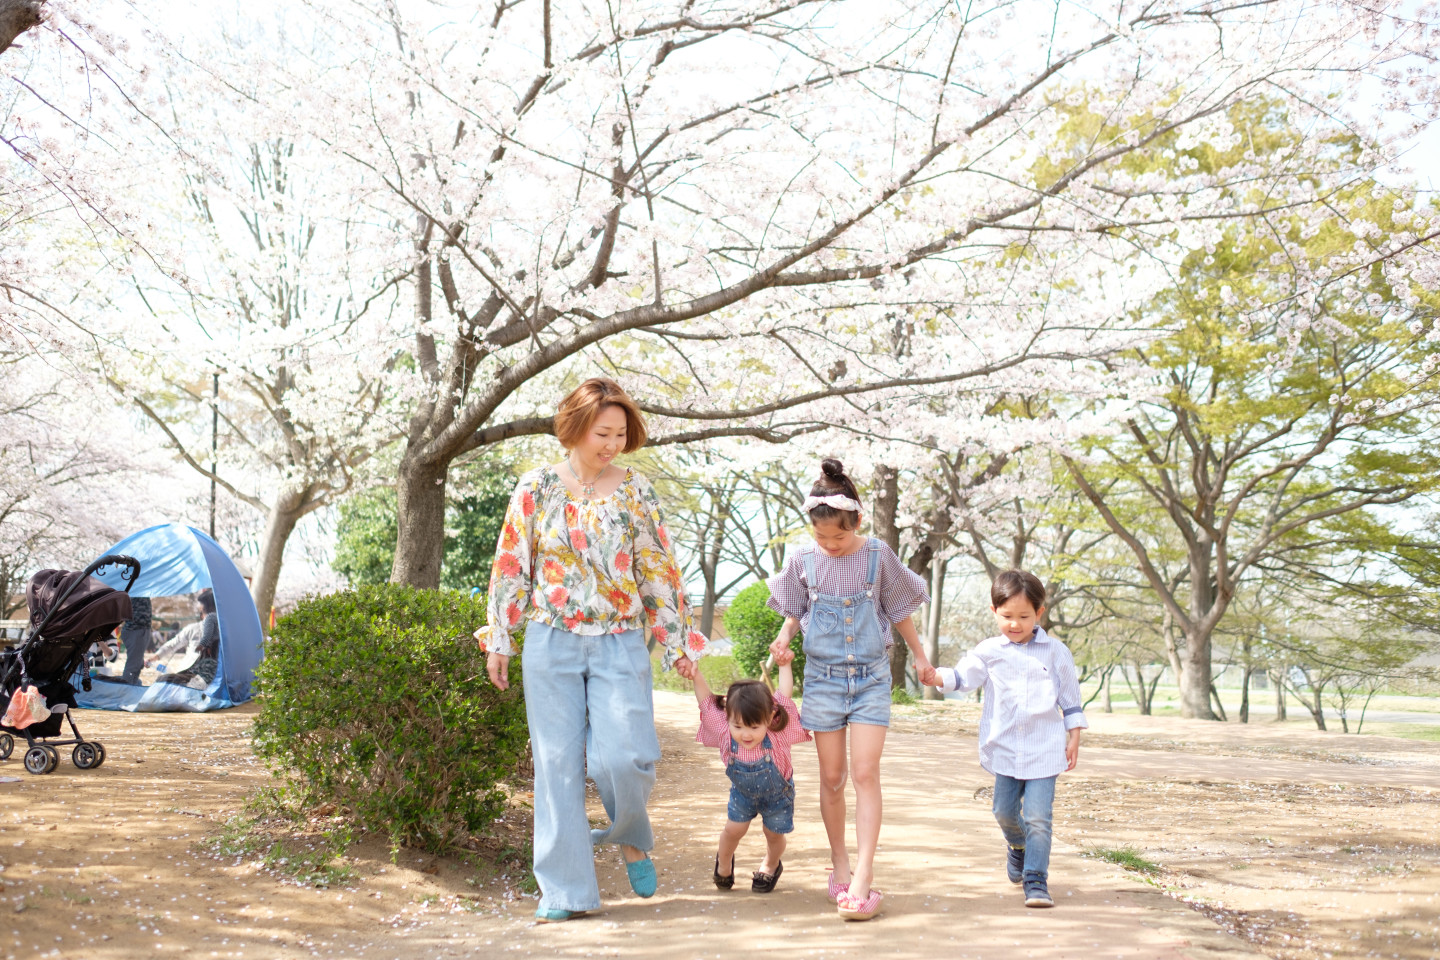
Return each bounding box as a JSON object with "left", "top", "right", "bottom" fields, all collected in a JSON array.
[
  {"left": 497, "top": 839, "right": 539, "bottom": 894},
  {"left": 1358, "top": 723, "right": 1440, "bottom": 742},
  {"left": 203, "top": 815, "right": 357, "bottom": 888},
  {"left": 1085, "top": 845, "right": 1161, "bottom": 874},
  {"left": 891, "top": 686, "right": 918, "bottom": 706}
]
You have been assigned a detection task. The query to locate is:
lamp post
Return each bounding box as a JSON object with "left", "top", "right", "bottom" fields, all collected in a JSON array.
[{"left": 209, "top": 372, "right": 218, "bottom": 539}]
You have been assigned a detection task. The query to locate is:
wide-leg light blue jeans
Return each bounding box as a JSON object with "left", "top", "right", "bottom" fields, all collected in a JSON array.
[{"left": 521, "top": 621, "right": 659, "bottom": 912}]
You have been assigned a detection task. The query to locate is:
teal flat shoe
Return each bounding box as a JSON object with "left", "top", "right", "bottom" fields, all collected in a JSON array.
[
  {"left": 535, "top": 908, "right": 587, "bottom": 923},
  {"left": 625, "top": 857, "right": 658, "bottom": 898}
]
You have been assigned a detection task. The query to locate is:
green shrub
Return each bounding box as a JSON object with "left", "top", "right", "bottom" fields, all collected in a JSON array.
[
  {"left": 252, "top": 584, "right": 527, "bottom": 852},
  {"left": 724, "top": 581, "right": 804, "bottom": 691}
]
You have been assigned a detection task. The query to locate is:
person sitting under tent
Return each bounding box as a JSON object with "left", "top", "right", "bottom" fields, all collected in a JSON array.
[
  {"left": 148, "top": 620, "right": 204, "bottom": 672},
  {"left": 156, "top": 589, "right": 220, "bottom": 690}
]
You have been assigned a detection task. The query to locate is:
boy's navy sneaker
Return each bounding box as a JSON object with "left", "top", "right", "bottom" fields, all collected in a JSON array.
[
  {"left": 1023, "top": 873, "right": 1053, "bottom": 908},
  {"left": 1006, "top": 846, "right": 1025, "bottom": 884}
]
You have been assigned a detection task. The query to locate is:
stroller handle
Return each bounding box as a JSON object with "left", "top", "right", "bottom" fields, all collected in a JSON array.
[{"left": 30, "top": 554, "right": 143, "bottom": 639}]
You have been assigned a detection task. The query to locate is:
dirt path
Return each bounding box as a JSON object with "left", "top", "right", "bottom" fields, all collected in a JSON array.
[{"left": 2, "top": 693, "right": 1435, "bottom": 960}]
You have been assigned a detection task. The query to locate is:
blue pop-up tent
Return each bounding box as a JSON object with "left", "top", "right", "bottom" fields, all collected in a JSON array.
[{"left": 74, "top": 524, "right": 263, "bottom": 712}]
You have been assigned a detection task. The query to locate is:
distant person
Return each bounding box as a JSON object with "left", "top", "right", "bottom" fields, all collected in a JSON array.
[
  {"left": 119, "top": 596, "right": 152, "bottom": 684},
  {"left": 156, "top": 589, "right": 220, "bottom": 690},
  {"left": 923, "top": 569, "right": 1088, "bottom": 909},
  {"left": 149, "top": 620, "right": 204, "bottom": 671}
]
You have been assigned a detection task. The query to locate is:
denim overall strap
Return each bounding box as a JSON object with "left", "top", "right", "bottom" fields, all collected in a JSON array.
[
  {"left": 726, "top": 734, "right": 787, "bottom": 793},
  {"left": 864, "top": 538, "right": 880, "bottom": 590},
  {"left": 727, "top": 733, "right": 775, "bottom": 765},
  {"left": 803, "top": 547, "right": 818, "bottom": 602}
]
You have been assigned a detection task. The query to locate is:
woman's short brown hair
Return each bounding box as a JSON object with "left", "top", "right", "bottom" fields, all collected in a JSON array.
[{"left": 553, "top": 377, "right": 648, "bottom": 453}]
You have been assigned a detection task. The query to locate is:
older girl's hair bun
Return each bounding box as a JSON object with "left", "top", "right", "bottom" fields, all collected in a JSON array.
[{"left": 809, "top": 458, "right": 862, "bottom": 530}]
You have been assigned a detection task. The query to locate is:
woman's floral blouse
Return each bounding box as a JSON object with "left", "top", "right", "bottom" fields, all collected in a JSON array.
[{"left": 473, "top": 466, "right": 709, "bottom": 668}]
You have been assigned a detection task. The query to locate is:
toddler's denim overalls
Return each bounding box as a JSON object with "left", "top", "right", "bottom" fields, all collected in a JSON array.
[
  {"left": 799, "top": 539, "right": 892, "bottom": 732},
  {"left": 725, "top": 733, "right": 796, "bottom": 833}
]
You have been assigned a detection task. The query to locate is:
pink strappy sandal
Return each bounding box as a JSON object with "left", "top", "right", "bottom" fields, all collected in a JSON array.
[
  {"left": 837, "top": 888, "right": 883, "bottom": 921},
  {"left": 827, "top": 870, "right": 849, "bottom": 903}
]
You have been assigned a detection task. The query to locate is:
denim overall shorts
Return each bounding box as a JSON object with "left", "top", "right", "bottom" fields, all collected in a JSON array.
[
  {"left": 799, "top": 539, "right": 892, "bottom": 732},
  {"left": 725, "top": 734, "right": 796, "bottom": 833}
]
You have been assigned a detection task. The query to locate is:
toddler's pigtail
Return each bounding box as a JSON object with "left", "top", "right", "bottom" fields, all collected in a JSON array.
[
  {"left": 710, "top": 693, "right": 727, "bottom": 714},
  {"left": 768, "top": 698, "right": 790, "bottom": 733}
]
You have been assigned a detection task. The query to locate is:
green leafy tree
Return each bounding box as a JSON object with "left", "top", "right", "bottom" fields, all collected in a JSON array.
[
  {"left": 333, "top": 471, "right": 511, "bottom": 591},
  {"left": 332, "top": 488, "right": 399, "bottom": 586},
  {"left": 1063, "top": 107, "right": 1440, "bottom": 719}
]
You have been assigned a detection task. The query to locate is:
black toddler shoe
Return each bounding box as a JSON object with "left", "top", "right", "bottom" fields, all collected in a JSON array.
[
  {"left": 714, "top": 854, "right": 735, "bottom": 890},
  {"left": 751, "top": 860, "right": 783, "bottom": 893}
]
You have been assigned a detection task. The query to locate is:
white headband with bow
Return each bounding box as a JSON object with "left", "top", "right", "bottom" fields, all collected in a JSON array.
[{"left": 802, "top": 494, "right": 862, "bottom": 513}]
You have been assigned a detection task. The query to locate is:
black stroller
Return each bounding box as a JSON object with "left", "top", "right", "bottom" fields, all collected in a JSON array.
[{"left": 0, "top": 555, "right": 140, "bottom": 775}]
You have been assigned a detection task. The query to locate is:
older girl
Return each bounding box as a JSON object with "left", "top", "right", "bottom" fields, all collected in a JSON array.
[
  {"left": 767, "top": 458, "right": 934, "bottom": 921},
  {"left": 476, "top": 377, "right": 709, "bottom": 923}
]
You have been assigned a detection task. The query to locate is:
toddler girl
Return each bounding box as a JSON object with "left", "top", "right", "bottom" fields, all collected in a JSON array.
[
  {"left": 691, "top": 653, "right": 810, "bottom": 892},
  {"left": 766, "top": 458, "right": 934, "bottom": 921}
]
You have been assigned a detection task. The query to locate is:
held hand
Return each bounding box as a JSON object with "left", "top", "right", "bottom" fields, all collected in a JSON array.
[
  {"left": 674, "top": 656, "right": 698, "bottom": 680},
  {"left": 773, "top": 647, "right": 795, "bottom": 666},
  {"left": 916, "top": 662, "right": 939, "bottom": 687},
  {"left": 487, "top": 652, "right": 510, "bottom": 691},
  {"left": 768, "top": 636, "right": 790, "bottom": 660},
  {"left": 1065, "top": 730, "right": 1081, "bottom": 771}
]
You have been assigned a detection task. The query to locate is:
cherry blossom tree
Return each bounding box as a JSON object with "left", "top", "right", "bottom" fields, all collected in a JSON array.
[
  {"left": 227, "top": 0, "right": 1440, "bottom": 587},
  {"left": 108, "top": 127, "right": 410, "bottom": 623},
  {"left": 0, "top": 354, "right": 177, "bottom": 613}
]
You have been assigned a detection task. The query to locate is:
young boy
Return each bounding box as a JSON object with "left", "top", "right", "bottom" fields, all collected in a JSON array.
[{"left": 924, "top": 569, "right": 1086, "bottom": 907}]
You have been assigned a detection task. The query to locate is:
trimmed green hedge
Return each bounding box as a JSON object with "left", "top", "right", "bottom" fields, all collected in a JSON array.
[
  {"left": 252, "top": 585, "right": 528, "bottom": 851},
  {"left": 724, "top": 581, "right": 804, "bottom": 692}
]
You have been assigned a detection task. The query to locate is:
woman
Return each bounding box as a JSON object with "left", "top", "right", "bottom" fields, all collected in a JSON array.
[{"left": 475, "top": 377, "right": 709, "bottom": 922}]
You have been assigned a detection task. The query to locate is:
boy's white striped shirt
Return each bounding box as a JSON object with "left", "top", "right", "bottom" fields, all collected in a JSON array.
[{"left": 937, "top": 627, "right": 1087, "bottom": 780}]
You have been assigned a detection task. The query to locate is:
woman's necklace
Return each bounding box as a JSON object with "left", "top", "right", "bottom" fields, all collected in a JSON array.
[{"left": 566, "top": 457, "right": 605, "bottom": 498}]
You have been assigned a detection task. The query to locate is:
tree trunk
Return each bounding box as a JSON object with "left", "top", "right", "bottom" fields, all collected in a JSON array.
[
  {"left": 1179, "top": 626, "right": 1216, "bottom": 719},
  {"left": 0, "top": 1, "right": 44, "bottom": 58},
  {"left": 922, "top": 558, "right": 946, "bottom": 701},
  {"left": 698, "top": 505, "right": 727, "bottom": 638},
  {"left": 250, "top": 489, "right": 307, "bottom": 632},
  {"left": 1239, "top": 666, "right": 1252, "bottom": 723},
  {"left": 1286, "top": 670, "right": 1326, "bottom": 730},
  {"left": 1272, "top": 664, "right": 1287, "bottom": 721},
  {"left": 1309, "top": 680, "right": 1327, "bottom": 731},
  {"left": 871, "top": 465, "right": 908, "bottom": 689},
  {"left": 391, "top": 454, "right": 448, "bottom": 588},
  {"left": 1101, "top": 669, "right": 1112, "bottom": 713},
  {"left": 1355, "top": 687, "right": 1378, "bottom": 735},
  {"left": 699, "top": 568, "right": 718, "bottom": 638},
  {"left": 1209, "top": 683, "right": 1228, "bottom": 722},
  {"left": 1160, "top": 609, "right": 1183, "bottom": 690},
  {"left": 1126, "top": 662, "right": 1154, "bottom": 715}
]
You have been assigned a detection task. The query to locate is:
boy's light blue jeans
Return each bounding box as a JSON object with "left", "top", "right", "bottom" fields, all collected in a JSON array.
[
  {"left": 993, "top": 773, "right": 1056, "bottom": 880},
  {"left": 521, "top": 621, "right": 660, "bottom": 912}
]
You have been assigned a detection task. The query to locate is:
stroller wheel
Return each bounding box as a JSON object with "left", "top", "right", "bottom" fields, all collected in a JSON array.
[
  {"left": 72, "top": 742, "right": 102, "bottom": 770},
  {"left": 42, "top": 745, "right": 59, "bottom": 773},
  {"left": 90, "top": 741, "right": 106, "bottom": 768},
  {"left": 23, "top": 746, "right": 53, "bottom": 775},
  {"left": 0, "top": 733, "right": 12, "bottom": 760}
]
